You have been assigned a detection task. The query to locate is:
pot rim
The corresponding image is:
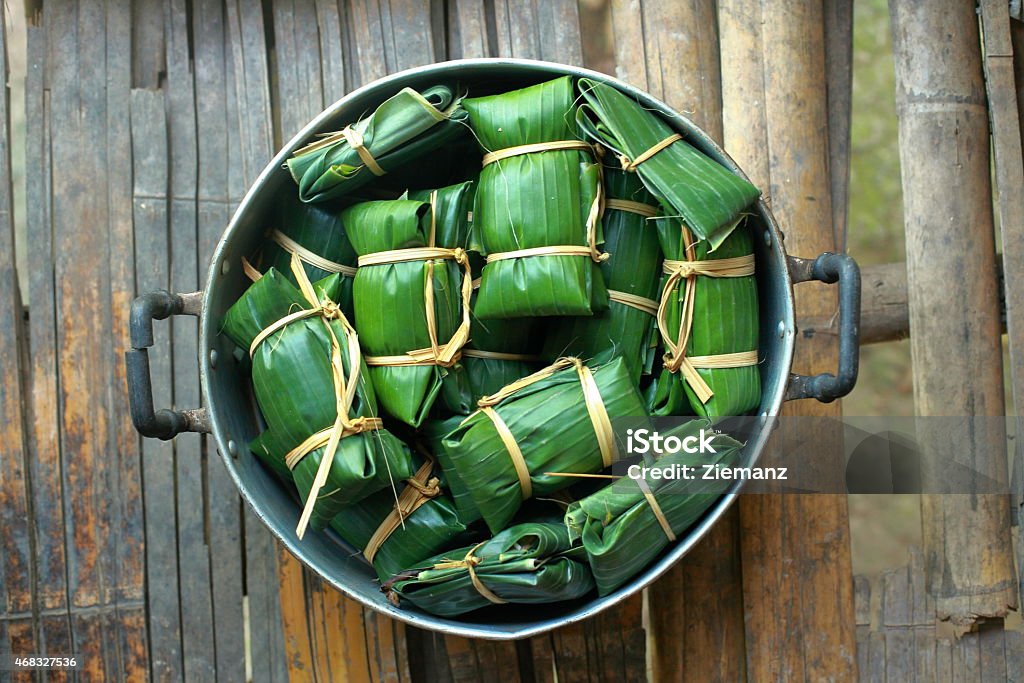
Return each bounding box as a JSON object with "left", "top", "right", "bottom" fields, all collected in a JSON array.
[{"left": 200, "top": 57, "right": 794, "bottom": 640}]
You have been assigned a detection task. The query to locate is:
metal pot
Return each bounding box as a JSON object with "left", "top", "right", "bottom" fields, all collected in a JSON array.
[{"left": 125, "top": 59, "right": 860, "bottom": 640}]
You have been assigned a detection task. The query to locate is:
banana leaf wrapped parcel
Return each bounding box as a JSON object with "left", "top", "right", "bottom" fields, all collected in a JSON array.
[
  {"left": 566, "top": 420, "right": 743, "bottom": 595},
  {"left": 343, "top": 182, "right": 475, "bottom": 427},
  {"left": 220, "top": 259, "right": 415, "bottom": 537},
  {"left": 647, "top": 220, "right": 760, "bottom": 417},
  {"left": 464, "top": 76, "right": 609, "bottom": 318},
  {"left": 576, "top": 78, "right": 760, "bottom": 251},
  {"left": 258, "top": 194, "right": 358, "bottom": 319},
  {"left": 329, "top": 454, "right": 475, "bottom": 582},
  {"left": 383, "top": 521, "right": 595, "bottom": 617},
  {"left": 543, "top": 167, "right": 662, "bottom": 383},
  {"left": 287, "top": 85, "right": 469, "bottom": 203},
  {"left": 442, "top": 356, "right": 647, "bottom": 534}
]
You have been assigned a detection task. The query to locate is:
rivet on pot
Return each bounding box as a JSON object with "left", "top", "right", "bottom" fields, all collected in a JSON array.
[
  {"left": 209, "top": 349, "right": 219, "bottom": 368},
  {"left": 221, "top": 259, "right": 231, "bottom": 275},
  {"left": 763, "top": 230, "right": 771, "bottom": 247},
  {"left": 228, "top": 440, "right": 238, "bottom": 457},
  {"left": 777, "top": 320, "right": 786, "bottom": 338}
]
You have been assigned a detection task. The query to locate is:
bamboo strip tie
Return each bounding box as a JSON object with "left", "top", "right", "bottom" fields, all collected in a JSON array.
[
  {"left": 249, "top": 252, "right": 380, "bottom": 539},
  {"left": 482, "top": 140, "right": 608, "bottom": 264},
  {"left": 430, "top": 542, "right": 508, "bottom": 605},
  {"left": 271, "top": 229, "right": 357, "bottom": 277},
  {"left": 656, "top": 224, "right": 758, "bottom": 404},
  {"left": 293, "top": 125, "right": 386, "bottom": 176},
  {"left": 635, "top": 478, "right": 676, "bottom": 542},
  {"left": 474, "top": 357, "right": 618, "bottom": 501},
  {"left": 618, "top": 133, "right": 683, "bottom": 172},
  {"left": 604, "top": 197, "right": 659, "bottom": 218},
  {"left": 608, "top": 289, "right": 659, "bottom": 317},
  {"left": 363, "top": 458, "right": 442, "bottom": 564},
  {"left": 461, "top": 348, "right": 543, "bottom": 362}
]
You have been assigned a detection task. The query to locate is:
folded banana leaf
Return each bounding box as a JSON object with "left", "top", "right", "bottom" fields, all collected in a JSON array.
[
  {"left": 542, "top": 167, "right": 662, "bottom": 383},
  {"left": 442, "top": 356, "right": 647, "bottom": 534},
  {"left": 220, "top": 266, "right": 415, "bottom": 533},
  {"left": 565, "top": 419, "right": 743, "bottom": 595},
  {"left": 464, "top": 76, "right": 609, "bottom": 318},
  {"left": 647, "top": 219, "right": 761, "bottom": 417},
  {"left": 383, "top": 521, "right": 595, "bottom": 616},
  {"left": 249, "top": 426, "right": 295, "bottom": 482},
  {"left": 259, "top": 194, "right": 357, "bottom": 319},
  {"left": 287, "top": 85, "right": 469, "bottom": 203},
  {"left": 343, "top": 184, "right": 474, "bottom": 426},
  {"left": 329, "top": 453, "right": 475, "bottom": 582},
  {"left": 576, "top": 79, "right": 760, "bottom": 251},
  {"left": 421, "top": 416, "right": 482, "bottom": 524}
]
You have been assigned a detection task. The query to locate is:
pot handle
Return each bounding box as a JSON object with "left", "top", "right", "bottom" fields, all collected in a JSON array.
[
  {"left": 126, "top": 290, "right": 211, "bottom": 440},
  {"left": 784, "top": 253, "right": 861, "bottom": 402}
]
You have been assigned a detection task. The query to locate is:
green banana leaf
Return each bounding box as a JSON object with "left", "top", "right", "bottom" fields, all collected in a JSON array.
[
  {"left": 287, "top": 85, "right": 469, "bottom": 203},
  {"left": 259, "top": 193, "right": 357, "bottom": 319},
  {"left": 440, "top": 288, "right": 545, "bottom": 413},
  {"left": 249, "top": 426, "right": 295, "bottom": 482},
  {"left": 421, "top": 416, "right": 482, "bottom": 524},
  {"left": 647, "top": 218, "right": 761, "bottom": 417},
  {"left": 565, "top": 419, "right": 743, "bottom": 595},
  {"left": 542, "top": 167, "right": 662, "bottom": 383},
  {"left": 464, "top": 76, "right": 609, "bottom": 318},
  {"left": 576, "top": 79, "right": 760, "bottom": 251},
  {"left": 343, "top": 186, "right": 473, "bottom": 426},
  {"left": 328, "top": 453, "right": 475, "bottom": 582},
  {"left": 442, "top": 356, "right": 647, "bottom": 534},
  {"left": 383, "top": 521, "right": 595, "bottom": 617},
  {"left": 220, "top": 268, "right": 415, "bottom": 530}
]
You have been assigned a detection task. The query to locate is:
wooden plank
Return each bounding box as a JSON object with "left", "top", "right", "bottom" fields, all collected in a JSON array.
[
  {"left": 952, "top": 631, "right": 981, "bottom": 683},
  {"left": 491, "top": 0, "right": 583, "bottom": 66},
  {"left": 866, "top": 632, "right": 885, "bottom": 683},
  {"left": 131, "top": 0, "right": 165, "bottom": 88},
  {"left": 1005, "top": 630, "right": 1024, "bottom": 683},
  {"left": 107, "top": 3, "right": 150, "bottom": 677},
  {"left": 131, "top": 86, "right": 184, "bottom": 682},
  {"left": 246, "top": 511, "right": 289, "bottom": 683},
  {"left": 192, "top": 0, "right": 248, "bottom": 679},
  {"left": 978, "top": 621, "right": 1008, "bottom": 682},
  {"left": 824, "top": 0, "right": 853, "bottom": 250},
  {"left": 881, "top": 566, "right": 914, "bottom": 680},
  {"left": 717, "top": 0, "right": 771, "bottom": 192},
  {"left": 890, "top": 0, "right": 1017, "bottom": 631},
  {"left": 225, "top": 0, "right": 274, "bottom": 189},
  {"left": 161, "top": 0, "right": 220, "bottom": 679},
  {"left": 0, "top": 0, "right": 35, "bottom": 663},
  {"left": 45, "top": 4, "right": 129, "bottom": 677},
  {"left": 272, "top": 0, "right": 327, "bottom": 144},
  {"left": 979, "top": 0, "right": 1024, "bottom": 604},
  {"left": 314, "top": 0, "right": 347, "bottom": 106},
  {"left": 448, "top": 0, "right": 491, "bottom": 59},
  {"left": 720, "top": 2, "right": 858, "bottom": 681},
  {"left": 24, "top": 25, "right": 71, "bottom": 646}
]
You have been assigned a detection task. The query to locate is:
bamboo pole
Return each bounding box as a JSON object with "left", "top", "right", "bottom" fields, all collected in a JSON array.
[
  {"left": 889, "top": 0, "right": 1017, "bottom": 631},
  {"left": 720, "top": 1, "right": 858, "bottom": 679}
]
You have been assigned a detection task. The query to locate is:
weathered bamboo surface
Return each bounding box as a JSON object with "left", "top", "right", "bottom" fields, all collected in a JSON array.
[
  {"left": 890, "top": 0, "right": 1018, "bottom": 632},
  {"left": 0, "top": 1, "right": 1022, "bottom": 682}
]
